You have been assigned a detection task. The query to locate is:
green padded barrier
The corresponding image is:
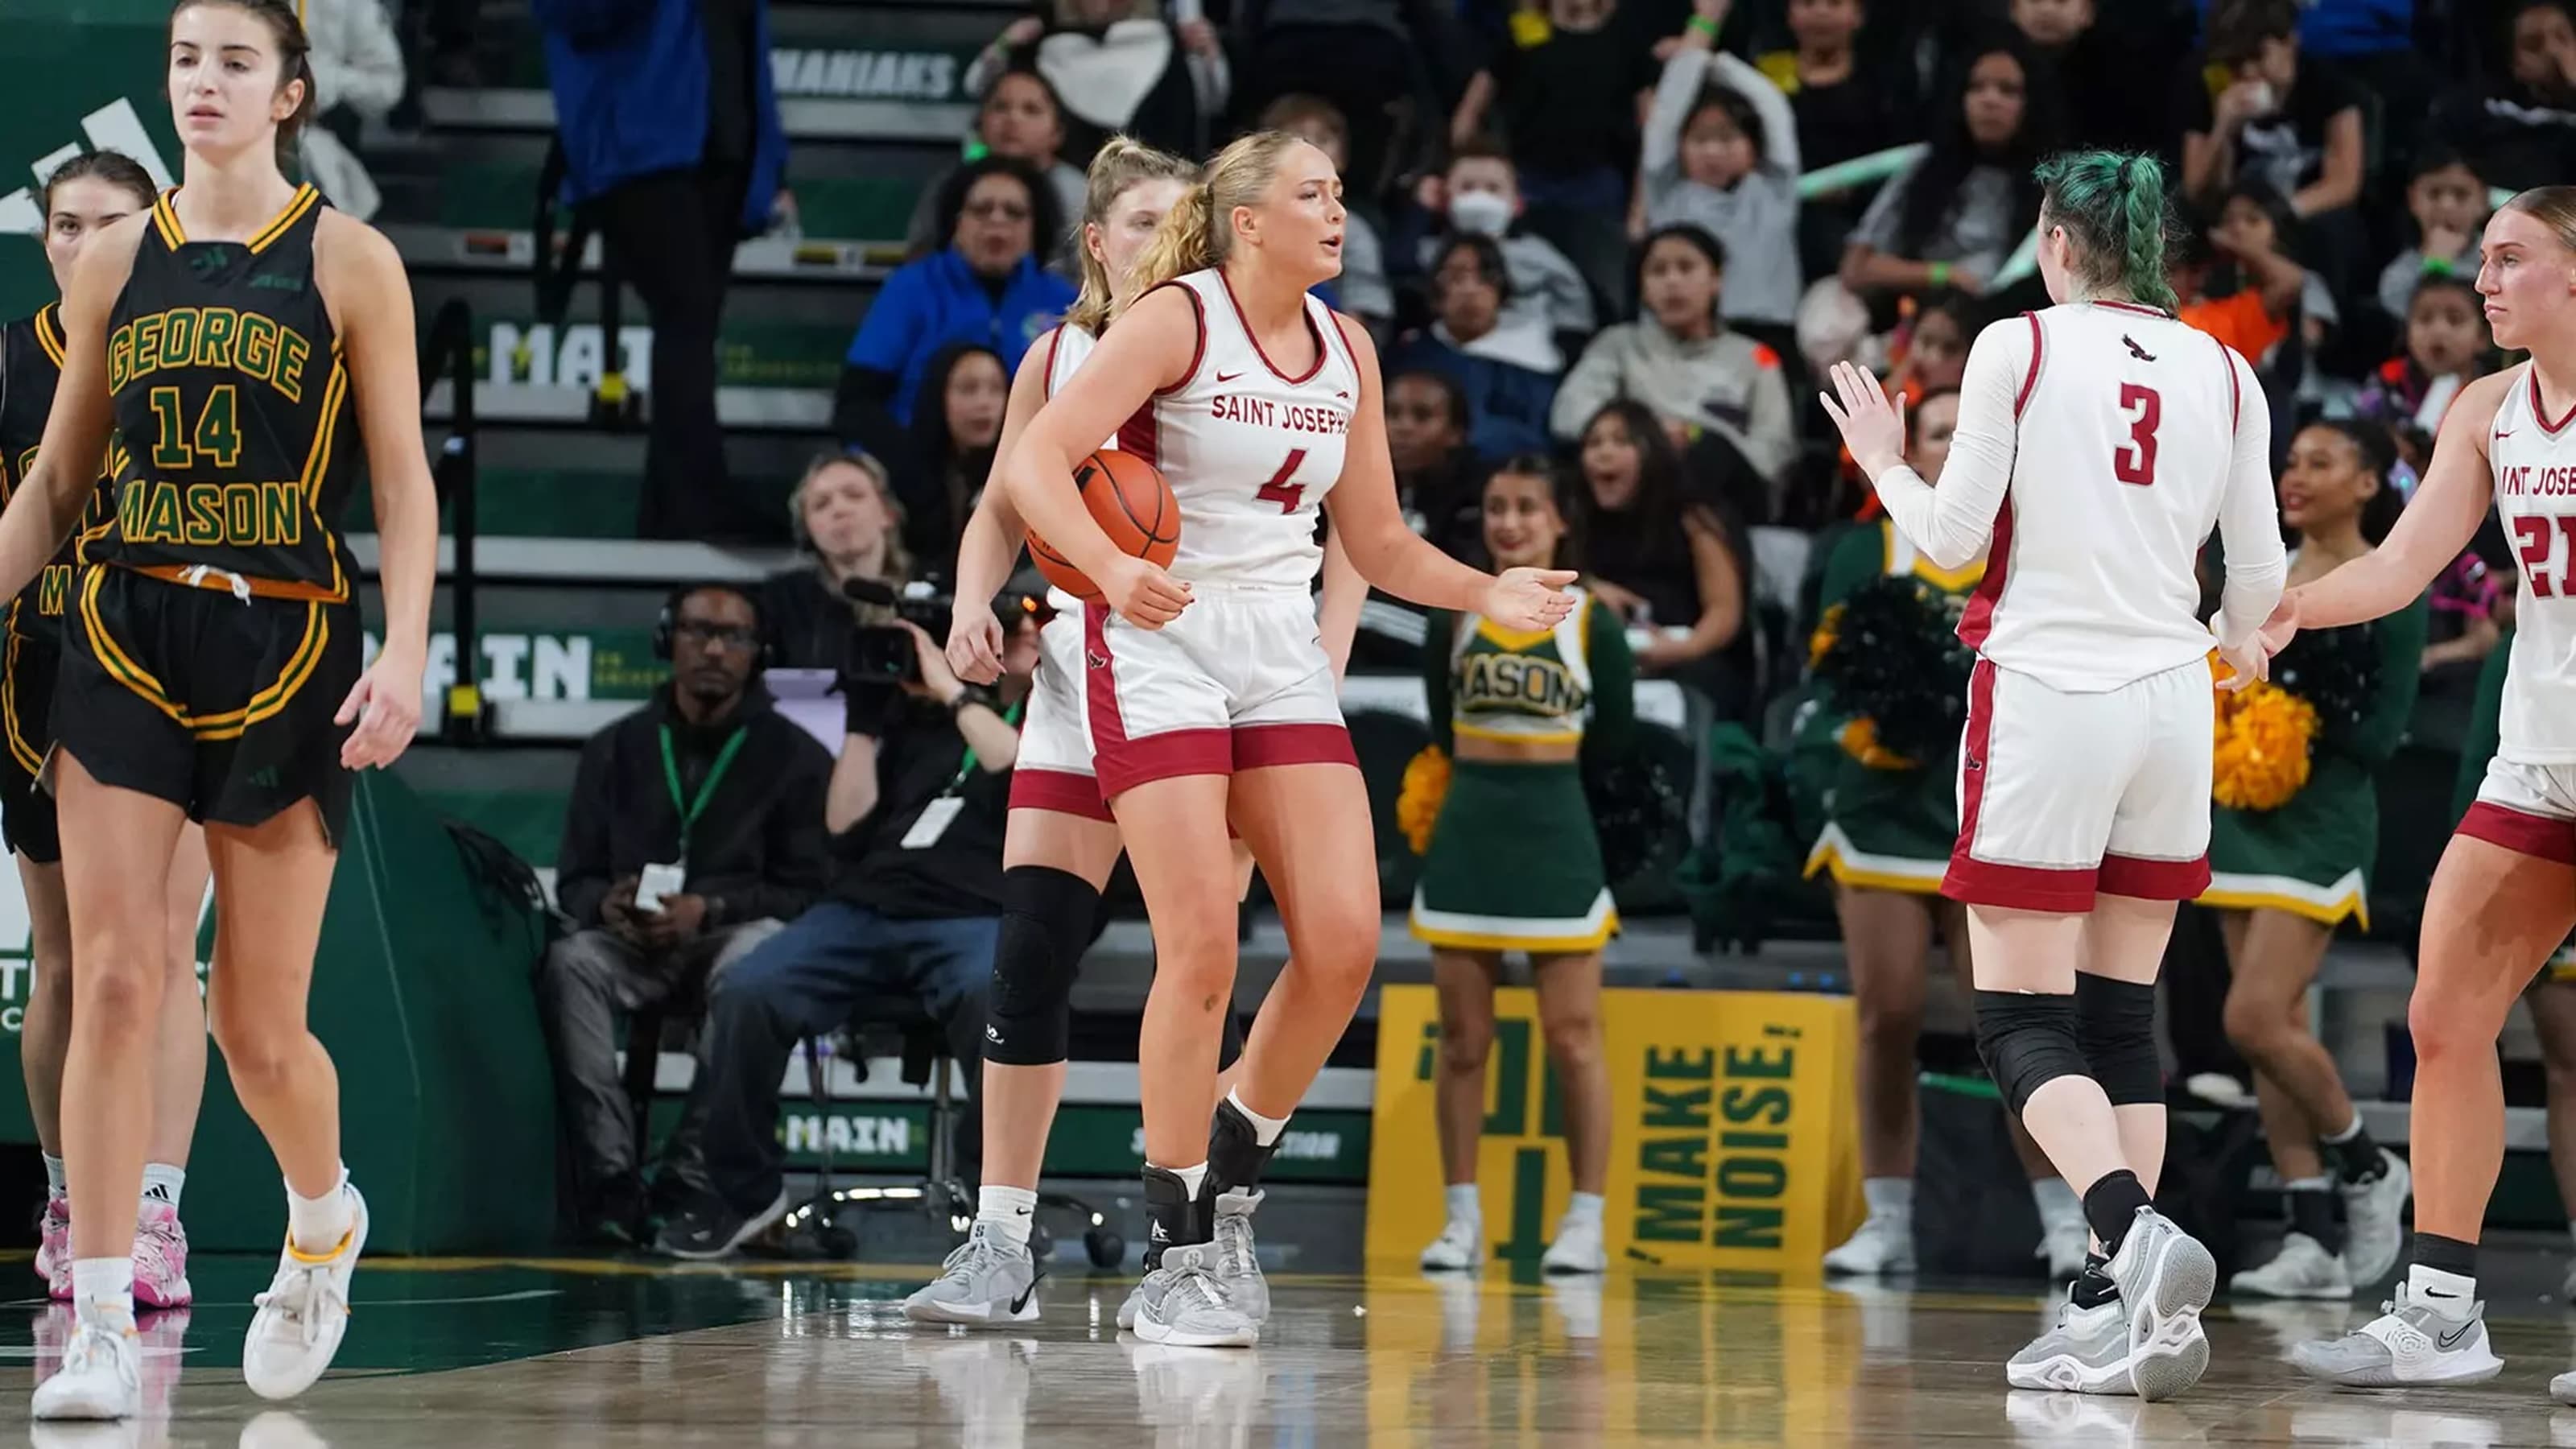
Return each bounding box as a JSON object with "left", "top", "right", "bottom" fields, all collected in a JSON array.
[
  {"left": 0, "top": 770, "right": 558, "bottom": 1253},
  {"left": 472, "top": 316, "right": 851, "bottom": 392},
  {"left": 435, "top": 165, "right": 922, "bottom": 242},
  {"left": 351, "top": 469, "right": 642, "bottom": 539}
]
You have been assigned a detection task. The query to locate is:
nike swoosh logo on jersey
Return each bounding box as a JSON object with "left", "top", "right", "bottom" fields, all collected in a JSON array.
[{"left": 1216, "top": 370, "right": 1245, "bottom": 382}]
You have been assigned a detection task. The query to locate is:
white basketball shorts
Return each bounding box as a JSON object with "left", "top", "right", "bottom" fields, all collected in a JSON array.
[
  {"left": 1944, "top": 656, "right": 2215, "bottom": 910},
  {"left": 1082, "top": 584, "right": 1352, "bottom": 802},
  {"left": 2461, "top": 756, "right": 2576, "bottom": 865},
  {"left": 1008, "top": 591, "right": 1113, "bottom": 820}
]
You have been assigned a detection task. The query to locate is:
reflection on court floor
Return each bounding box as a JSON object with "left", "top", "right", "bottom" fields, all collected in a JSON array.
[{"left": 13, "top": 1256, "right": 2576, "bottom": 1446}]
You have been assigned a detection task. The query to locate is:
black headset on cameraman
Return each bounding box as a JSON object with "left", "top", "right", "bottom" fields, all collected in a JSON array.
[{"left": 651, "top": 581, "right": 774, "bottom": 667}]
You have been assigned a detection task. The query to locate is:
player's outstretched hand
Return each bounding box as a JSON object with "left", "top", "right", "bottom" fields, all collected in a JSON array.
[
  {"left": 1818, "top": 361, "right": 1907, "bottom": 479},
  {"left": 2258, "top": 590, "right": 2301, "bottom": 658},
  {"left": 337, "top": 651, "right": 424, "bottom": 770},
  {"left": 1100, "top": 554, "right": 1192, "bottom": 630},
  {"left": 1482, "top": 568, "right": 1579, "bottom": 632},
  {"left": 946, "top": 600, "right": 1007, "bottom": 684}
]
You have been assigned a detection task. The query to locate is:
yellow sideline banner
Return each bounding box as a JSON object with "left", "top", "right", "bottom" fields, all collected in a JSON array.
[{"left": 1366, "top": 986, "right": 1864, "bottom": 1269}]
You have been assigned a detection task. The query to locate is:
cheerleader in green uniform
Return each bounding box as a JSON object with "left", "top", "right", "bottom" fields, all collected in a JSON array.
[
  {"left": 1804, "top": 390, "right": 2089, "bottom": 1280},
  {"left": 1411, "top": 456, "right": 1635, "bottom": 1276},
  {"left": 2209, "top": 421, "right": 2423, "bottom": 1301}
]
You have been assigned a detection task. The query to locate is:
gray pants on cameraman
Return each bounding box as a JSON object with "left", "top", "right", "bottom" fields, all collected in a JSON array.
[{"left": 539, "top": 919, "right": 782, "bottom": 1208}]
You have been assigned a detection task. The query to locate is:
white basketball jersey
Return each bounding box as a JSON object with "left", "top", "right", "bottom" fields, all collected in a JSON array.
[
  {"left": 1124, "top": 269, "right": 1359, "bottom": 589},
  {"left": 2491, "top": 365, "right": 2576, "bottom": 763},
  {"left": 1960, "top": 302, "right": 2267, "bottom": 692},
  {"left": 1042, "top": 323, "right": 1099, "bottom": 419}
]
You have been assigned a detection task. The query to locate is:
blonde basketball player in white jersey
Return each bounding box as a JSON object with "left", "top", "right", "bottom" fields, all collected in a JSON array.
[
  {"left": 1822, "top": 150, "right": 2284, "bottom": 1401},
  {"left": 906, "top": 136, "right": 1364, "bottom": 1330},
  {"left": 997, "top": 130, "right": 1572, "bottom": 1348},
  {"left": 2268, "top": 189, "right": 2576, "bottom": 1396}
]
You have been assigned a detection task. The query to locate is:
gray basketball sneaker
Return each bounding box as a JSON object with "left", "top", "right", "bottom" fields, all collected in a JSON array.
[
  {"left": 903, "top": 1222, "right": 1041, "bottom": 1327},
  {"left": 1212, "top": 1190, "right": 1269, "bottom": 1327},
  {"left": 1131, "top": 1242, "right": 1258, "bottom": 1348},
  {"left": 2103, "top": 1208, "right": 2216, "bottom": 1402},
  {"left": 2287, "top": 1283, "right": 2503, "bottom": 1386},
  {"left": 2008, "top": 1298, "right": 2140, "bottom": 1395}
]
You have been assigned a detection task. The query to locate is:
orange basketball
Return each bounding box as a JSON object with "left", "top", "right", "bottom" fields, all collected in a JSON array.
[{"left": 1027, "top": 449, "right": 1180, "bottom": 603}]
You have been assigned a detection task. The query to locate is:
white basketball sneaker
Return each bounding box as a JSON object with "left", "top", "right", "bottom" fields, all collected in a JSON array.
[
  {"left": 2288, "top": 1282, "right": 2503, "bottom": 1387},
  {"left": 30, "top": 1317, "right": 141, "bottom": 1421},
  {"left": 243, "top": 1183, "right": 369, "bottom": 1401},
  {"left": 2101, "top": 1208, "right": 2215, "bottom": 1402},
  {"left": 2229, "top": 1232, "right": 2354, "bottom": 1300},
  {"left": 1823, "top": 1211, "right": 1916, "bottom": 1276},
  {"left": 1418, "top": 1216, "right": 1484, "bottom": 1273},
  {"left": 2339, "top": 1152, "right": 2411, "bottom": 1286},
  {"left": 1540, "top": 1213, "right": 1607, "bottom": 1275}
]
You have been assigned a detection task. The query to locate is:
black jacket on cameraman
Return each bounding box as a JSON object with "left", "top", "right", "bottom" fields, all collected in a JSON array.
[
  {"left": 554, "top": 679, "right": 833, "bottom": 929},
  {"left": 757, "top": 566, "right": 857, "bottom": 672}
]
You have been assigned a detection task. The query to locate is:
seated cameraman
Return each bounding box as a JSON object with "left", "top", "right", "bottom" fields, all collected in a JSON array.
[
  {"left": 657, "top": 593, "right": 1036, "bottom": 1258},
  {"left": 540, "top": 583, "right": 832, "bottom": 1245}
]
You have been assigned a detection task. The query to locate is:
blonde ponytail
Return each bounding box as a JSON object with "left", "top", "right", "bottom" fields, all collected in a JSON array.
[
  {"left": 1130, "top": 180, "right": 1218, "bottom": 298},
  {"left": 1127, "top": 130, "right": 1308, "bottom": 298},
  {"left": 1066, "top": 135, "right": 1199, "bottom": 335}
]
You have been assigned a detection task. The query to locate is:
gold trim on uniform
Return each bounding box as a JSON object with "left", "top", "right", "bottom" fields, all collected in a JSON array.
[
  {"left": 77, "top": 564, "right": 329, "bottom": 740},
  {"left": 151, "top": 184, "right": 319, "bottom": 255},
  {"left": 1, "top": 634, "right": 41, "bottom": 778},
  {"left": 31, "top": 304, "right": 65, "bottom": 370},
  {"left": 297, "top": 345, "right": 351, "bottom": 600}
]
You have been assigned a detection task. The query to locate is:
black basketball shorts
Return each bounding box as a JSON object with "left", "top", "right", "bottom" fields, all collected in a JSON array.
[
  {"left": 54, "top": 564, "right": 360, "bottom": 843},
  {"left": 0, "top": 632, "right": 62, "bottom": 864}
]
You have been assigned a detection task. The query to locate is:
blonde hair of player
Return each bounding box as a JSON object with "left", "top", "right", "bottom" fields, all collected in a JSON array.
[
  {"left": 992, "top": 126, "right": 1573, "bottom": 1187},
  {"left": 2260, "top": 187, "right": 2576, "bottom": 1259}
]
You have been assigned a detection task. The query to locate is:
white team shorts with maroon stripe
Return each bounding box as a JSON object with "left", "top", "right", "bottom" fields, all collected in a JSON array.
[
  {"left": 1008, "top": 585, "right": 1355, "bottom": 817},
  {"left": 1945, "top": 656, "right": 2215, "bottom": 910},
  {"left": 2459, "top": 757, "right": 2576, "bottom": 865}
]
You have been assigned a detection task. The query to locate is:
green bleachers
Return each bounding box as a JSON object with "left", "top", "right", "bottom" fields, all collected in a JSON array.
[{"left": 428, "top": 163, "right": 927, "bottom": 242}]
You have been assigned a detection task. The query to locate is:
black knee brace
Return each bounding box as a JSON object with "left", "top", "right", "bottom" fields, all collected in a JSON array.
[
  {"left": 981, "top": 866, "right": 1098, "bottom": 1067},
  {"left": 2075, "top": 973, "right": 2162, "bottom": 1106},
  {"left": 1973, "top": 989, "right": 2090, "bottom": 1117}
]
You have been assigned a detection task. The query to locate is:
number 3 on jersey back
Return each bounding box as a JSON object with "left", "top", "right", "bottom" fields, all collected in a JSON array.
[
  {"left": 2114, "top": 383, "right": 2162, "bottom": 487},
  {"left": 1257, "top": 448, "right": 1308, "bottom": 514}
]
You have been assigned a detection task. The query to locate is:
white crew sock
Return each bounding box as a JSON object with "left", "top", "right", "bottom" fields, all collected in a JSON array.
[
  {"left": 287, "top": 1166, "right": 353, "bottom": 1256},
  {"left": 2322, "top": 1114, "right": 2364, "bottom": 1143},
  {"left": 42, "top": 1153, "right": 64, "bottom": 1198},
  {"left": 1445, "top": 1183, "right": 1481, "bottom": 1224},
  {"left": 1861, "top": 1177, "right": 1916, "bottom": 1219},
  {"left": 71, "top": 1257, "right": 134, "bottom": 1327},
  {"left": 142, "top": 1163, "right": 184, "bottom": 1214},
  {"left": 1562, "top": 1191, "right": 1605, "bottom": 1228},
  {"left": 1162, "top": 1162, "right": 1209, "bottom": 1200},
  {"left": 977, "top": 1185, "right": 1039, "bottom": 1249},
  {"left": 1226, "top": 1088, "right": 1290, "bottom": 1146},
  {"left": 2407, "top": 1263, "right": 2477, "bottom": 1316}
]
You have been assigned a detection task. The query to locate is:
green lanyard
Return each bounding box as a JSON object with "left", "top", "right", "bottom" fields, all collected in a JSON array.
[
  {"left": 939, "top": 699, "right": 1025, "bottom": 796},
  {"left": 660, "top": 724, "right": 749, "bottom": 853}
]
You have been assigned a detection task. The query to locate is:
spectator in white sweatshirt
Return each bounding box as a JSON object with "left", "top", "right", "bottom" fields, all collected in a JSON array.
[
  {"left": 1551, "top": 224, "right": 1796, "bottom": 518},
  {"left": 1638, "top": 0, "right": 1802, "bottom": 330},
  {"left": 301, "top": 0, "right": 406, "bottom": 221}
]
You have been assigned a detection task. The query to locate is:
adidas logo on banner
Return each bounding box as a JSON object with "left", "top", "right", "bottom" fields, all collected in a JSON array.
[{"left": 2, "top": 100, "right": 175, "bottom": 238}]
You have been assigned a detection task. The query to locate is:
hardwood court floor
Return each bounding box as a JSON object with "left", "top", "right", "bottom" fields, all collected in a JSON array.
[{"left": 12, "top": 1256, "right": 2576, "bottom": 1445}]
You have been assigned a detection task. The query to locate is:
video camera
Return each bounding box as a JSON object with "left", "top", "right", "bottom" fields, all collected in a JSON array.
[{"left": 840, "top": 576, "right": 1047, "bottom": 684}]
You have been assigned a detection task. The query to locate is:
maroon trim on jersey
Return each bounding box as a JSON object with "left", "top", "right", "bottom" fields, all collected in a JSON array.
[
  {"left": 1217, "top": 268, "right": 1328, "bottom": 385},
  {"left": 2532, "top": 369, "right": 2576, "bottom": 437},
  {"left": 2458, "top": 799, "right": 2576, "bottom": 865},
  {"left": 2098, "top": 852, "right": 2212, "bottom": 901},
  {"left": 1234, "top": 721, "right": 1357, "bottom": 772},
  {"left": 1941, "top": 658, "right": 2099, "bottom": 911},
  {"left": 1136, "top": 280, "right": 1207, "bottom": 397},
  {"left": 1117, "top": 399, "right": 1160, "bottom": 463},
  {"left": 2219, "top": 336, "right": 2242, "bottom": 432},
  {"left": 2013, "top": 312, "right": 2043, "bottom": 418},
  {"left": 1957, "top": 496, "right": 2013, "bottom": 651},
  {"left": 1083, "top": 603, "right": 1232, "bottom": 799},
  {"left": 1009, "top": 766, "right": 1113, "bottom": 821},
  {"left": 1040, "top": 325, "right": 1065, "bottom": 401}
]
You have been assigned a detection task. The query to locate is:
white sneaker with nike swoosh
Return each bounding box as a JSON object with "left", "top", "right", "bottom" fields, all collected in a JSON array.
[
  {"left": 903, "top": 1221, "right": 1041, "bottom": 1326},
  {"left": 2287, "top": 1283, "right": 2504, "bottom": 1386}
]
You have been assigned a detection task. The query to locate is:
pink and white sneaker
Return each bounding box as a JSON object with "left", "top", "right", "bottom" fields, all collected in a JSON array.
[
  {"left": 35, "top": 1193, "right": 69, "bottom": 1301},
  {"left": 133, "top": 1200, "right": 192, "bottom": 1309}
]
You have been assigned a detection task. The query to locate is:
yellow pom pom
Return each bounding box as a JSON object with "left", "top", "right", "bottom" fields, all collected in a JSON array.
[
  {"left": 1838, "top": 716, "right": 1917, "bottom": 770},
  {"left": 1397, "top": 745, "right": 1451, "bottom": 855},
  {"left": 2211, "top": 679, "right": 2318, "bottom": 811}
]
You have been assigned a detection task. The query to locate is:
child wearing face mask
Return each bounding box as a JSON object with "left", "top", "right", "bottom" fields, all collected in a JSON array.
[
  {"left": 1640, "top": 0, "right": 1802, "bottom": 330},
  {"left": 1411, "top": 142, "right": 1597, "bottom": 343}
]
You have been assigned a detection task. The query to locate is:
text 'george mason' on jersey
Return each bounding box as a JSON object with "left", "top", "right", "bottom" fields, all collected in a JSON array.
[
  {"left": 1876, "top": 299, "right": 2284, "bottom": 691},
  {"left": 0, "top": 303, "right": 121, "bottom": 638},
  {"left": 101, "top": 183, "right": 355, "bottom": 601}
]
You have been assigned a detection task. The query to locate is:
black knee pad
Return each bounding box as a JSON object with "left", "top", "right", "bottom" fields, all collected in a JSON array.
[
  {"left": 981, "top": 866, "right": 1099, "bottom": 1067},
  {"left": 2076, "top": 973, "right": 2163, "bottom": 1107},
  {"left": 1973, "top": 989, "right": 2090, "bottom": 1117}
]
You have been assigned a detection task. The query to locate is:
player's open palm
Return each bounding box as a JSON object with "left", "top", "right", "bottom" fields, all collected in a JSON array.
[
  {"left": 1483, "top": 568, "right": 1579, "bottom": 631},
  {"left": 1818, "top": 361, "right": 1908, "bottom": 477},
  {"left": 1099, "top": 554, "right": 1192, "bottom": 630}
]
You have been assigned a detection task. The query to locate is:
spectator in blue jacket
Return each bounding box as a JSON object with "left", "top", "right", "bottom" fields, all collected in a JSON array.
[
  {"left": 532, "top": 0, "right": 786, "bottom": 541},
  {"left": 836, "top": 157, "right": 1075, "bottom": 460},
  {"left": 1387, "top": 233, "right": 1560, "bottom": 460}
]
